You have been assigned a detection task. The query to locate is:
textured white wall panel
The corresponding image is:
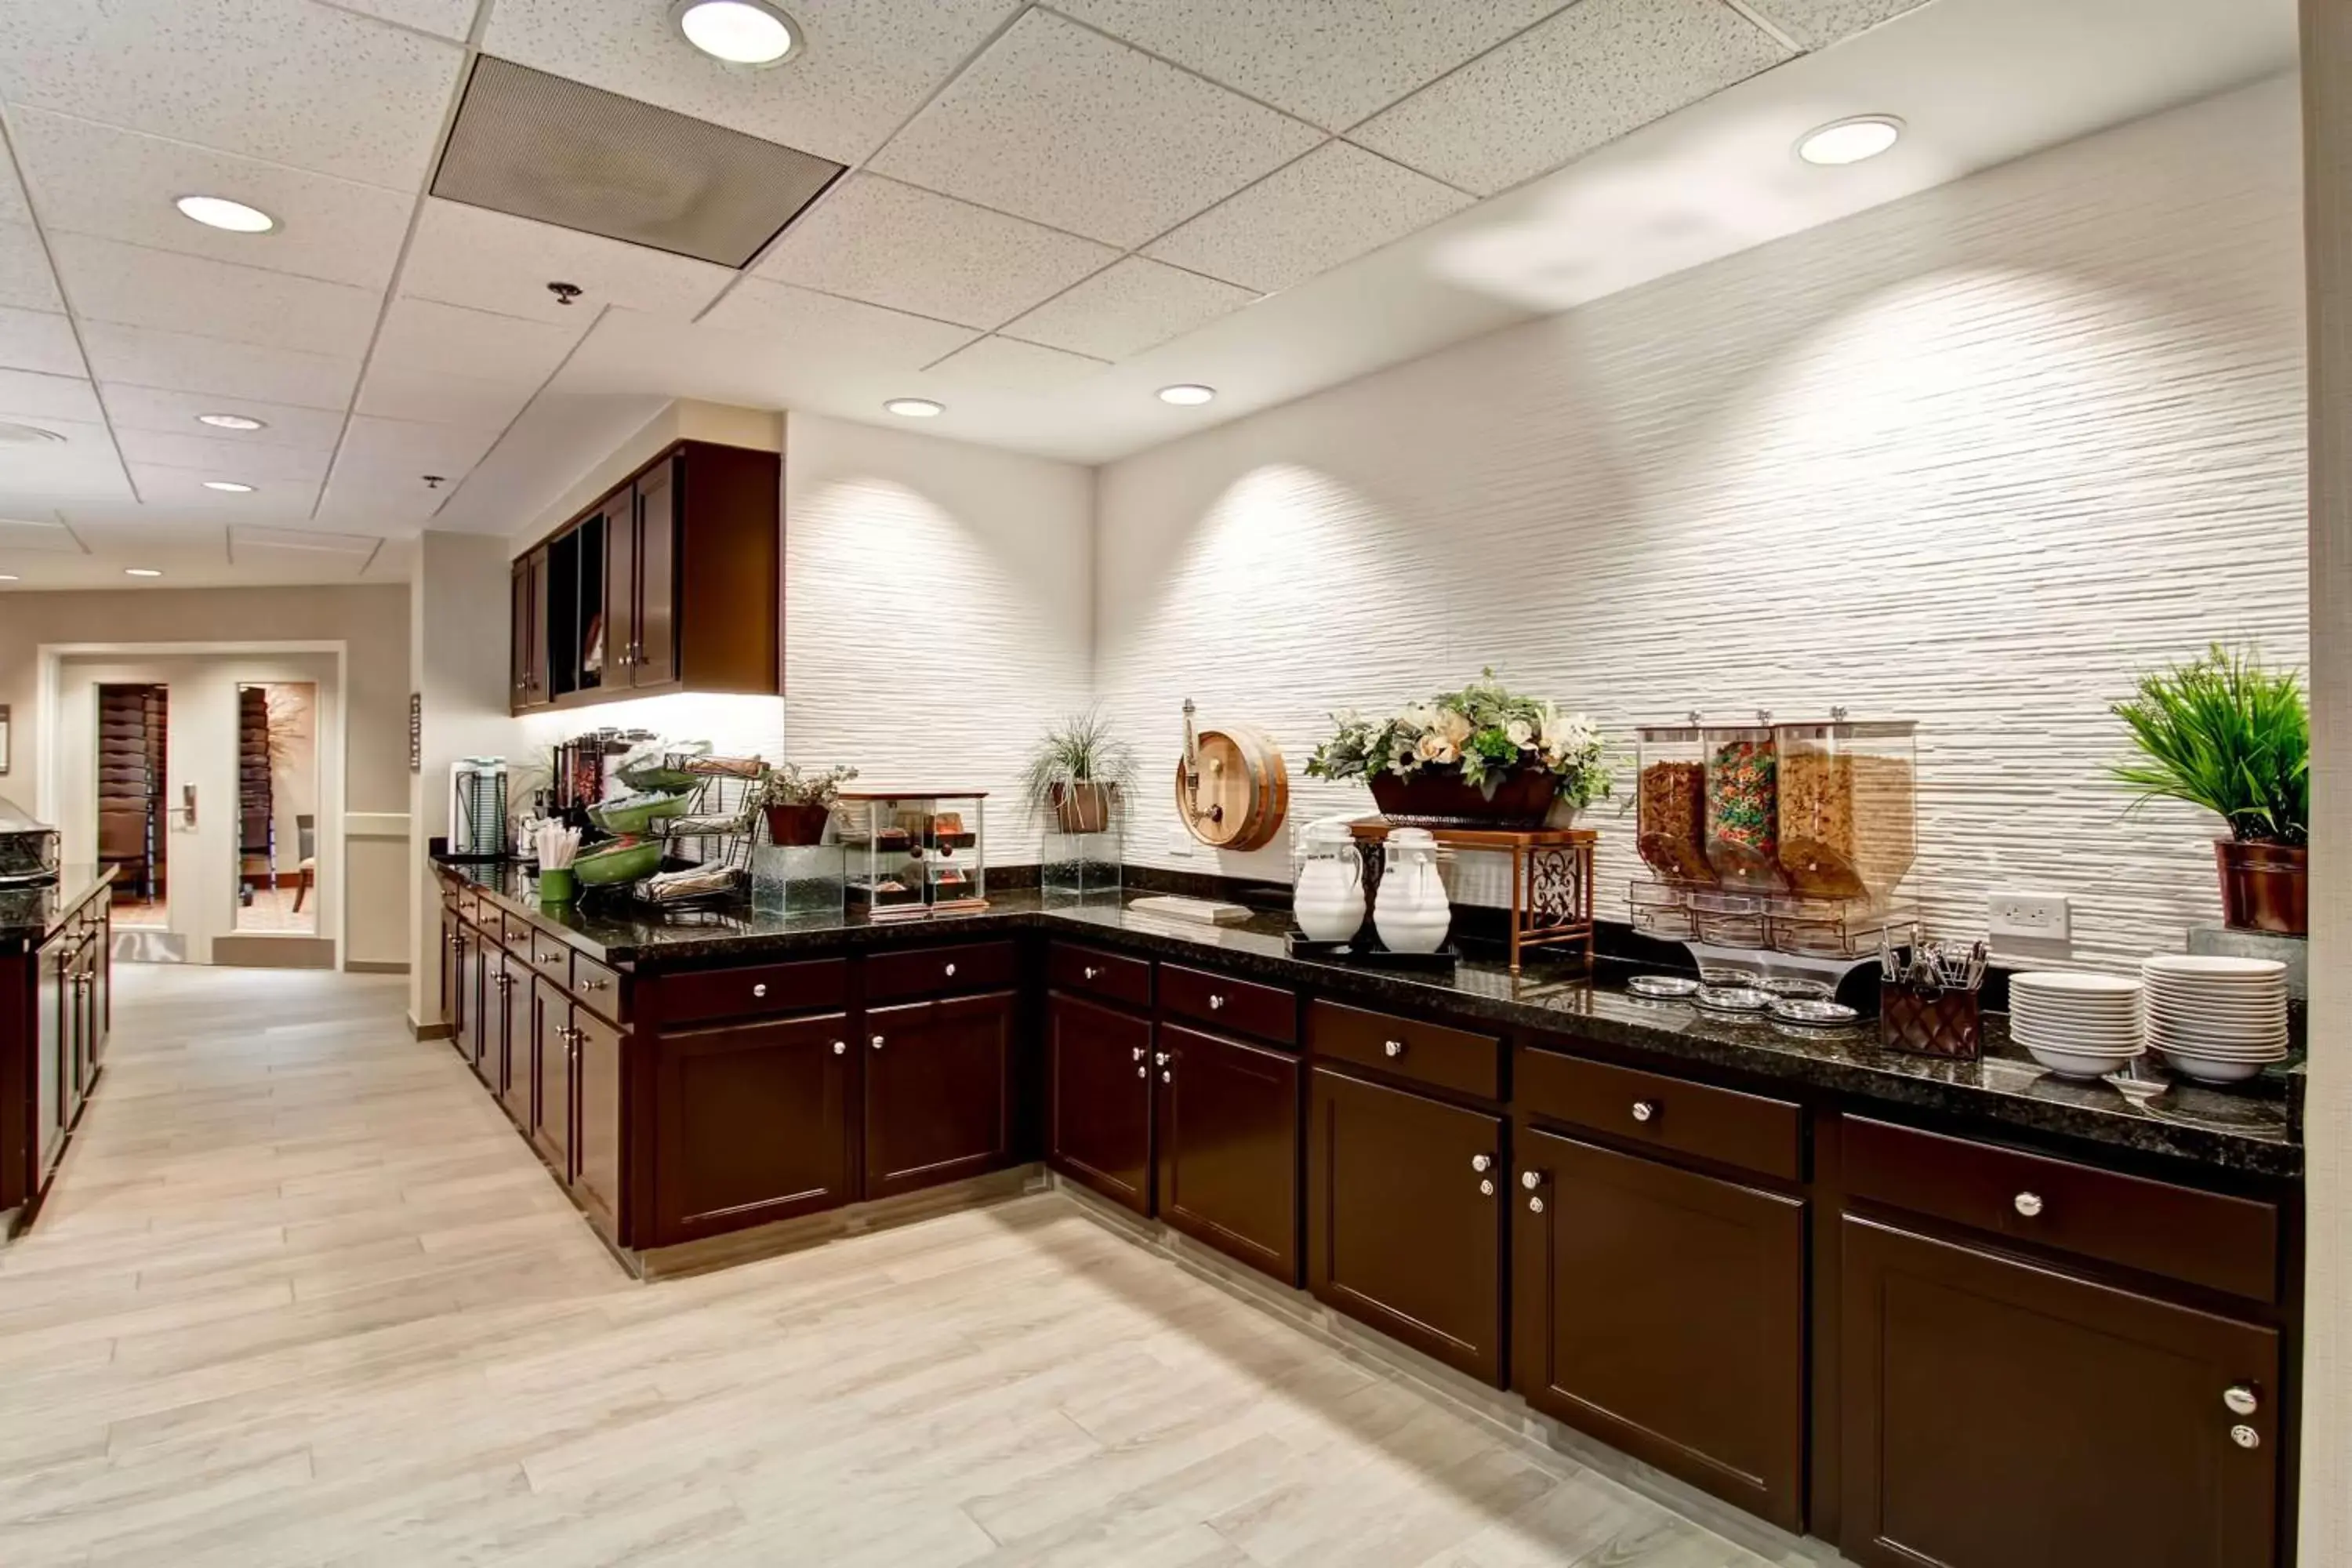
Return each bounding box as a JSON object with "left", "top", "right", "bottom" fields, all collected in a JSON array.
[{"left": 1096, "top": 77, "right": 2309, "bottom": 973}]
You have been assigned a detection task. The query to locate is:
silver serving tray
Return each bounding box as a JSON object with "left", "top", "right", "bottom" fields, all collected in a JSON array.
[
  {"left": 1770, "top": 997, "right": 1859, "bottom": 1028},
  {"left": 1693, "top": 985, "right": 1773, "bottom": 1014},
  {"left": 1627, "top": 974, "right": 1700, "bottom": 1000}
]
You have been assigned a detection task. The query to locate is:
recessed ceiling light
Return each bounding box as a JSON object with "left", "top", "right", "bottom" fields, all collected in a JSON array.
[
  {"left": 1158, "top": 384, "right": 1216, "bottom": 406},
  {"left": 1795, "top": 115, "right": 1903, "bottom": 166},
  {"left": 203, "top": 480, "right": 256, "bottom": 493},
  {"left": 197, "top": 412, "right": 267, "bottom": 431},
  {"left": 0, "top": 419, "right": 66, "bottom": 445},
  {"left": 883, "top": 397, "right": 944, "bottom": 418},
  {"left": 125, "top": 568, "right": 163, "bottom": 579},
  {"left": 673, "top": 0, "right": 799, "bottom": 66},
  {"left": 175, "top": 194, "right": 277, "bottom": 233}
]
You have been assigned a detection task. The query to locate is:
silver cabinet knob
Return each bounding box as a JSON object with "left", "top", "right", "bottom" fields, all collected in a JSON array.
[
  {"left": 1084, "top": 966, "right": 1101, "bottom": 981},
  {"left": 2014, "top": 1192, "right": 2044, "bottom": 1218},
  {"left": 832, "top": 1040, "right": 846, "bottom": 1055},
  {"left": 1154, "top": 1051, "right": 1170, "bottom": 1065},
  {"left": 1631, "top": 1100, "right": 1657, "bottom": 1123},
  {"left": 1471, "top": 1154, "right": 1492, "bottom": 1173},
  {"left": 2225, "top": 1386, "right": 2259, "bottom": 1416},
  {"left": 751, "top": 982, "right": 768, "bottom": 998},
  {"left": 1384, "top": 1040, "right": 1405, "bottom": 1058},
  {"left": 870, "top": 1034, "right": 885, "bottom": 1050},
  {"left": 1137, "top": 1065, "right": 1147, "bottom": 1078},
  {"left": 1131, "top": 1046, "right": 1146, "bottom": 1062},
  {"left": 1160, "top": 1070, "right": 1171, "bottom": 1083},
  {"left": 1521, "top": 1170, "right": 1542, "bottom": 1190},
  {"left": 945, "top": 962, "right": 956, "bottom": 978},
  {"left": 1529, "top": 1195, "right": 1546, "bottom": 1214},
  {"left": 1208, "top": 994, "right": 1225, "bottom": 1010},
  {"left": 2231, "top": 1425, "right": 2260, "bottom": 1450},
  {"left": 1478, "top": 1179, "right": 1495, "bottom": 1196}
]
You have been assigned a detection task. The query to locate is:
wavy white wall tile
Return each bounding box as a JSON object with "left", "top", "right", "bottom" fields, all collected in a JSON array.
[{"left": 1095, "top": 76, "right": 2308, "bottom": 974}]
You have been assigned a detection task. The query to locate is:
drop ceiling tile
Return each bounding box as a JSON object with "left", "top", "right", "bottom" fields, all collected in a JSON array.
[
  {"left": 1002, "top": 257, "right": 1257, "bottom": 361},
  {"left": 397, "top": 200, "right": 736, "bottom": 325},
  {"left": 1051, "top": 0, "right": 1572, "bottom": 132},
  {"left": 321, "top": 0, "right": 482, "bottom": 41},
  {"left": 8, "top": 110, "right": 416, "bottom": 291},
  {"left": 99, "top": 384, "right": 350, "bottom": 450},
  {"left": 699, "top": 278, "right": 979, "bottom": 371},
  {"left": 0, "top": 223, "right": 65, "bottom": 313},
  {"left": 1145, "top": 141, "right": 1472, "bottom": 293},
  {"left": 0, "top": 369, "right": 103, "bottom": 423},
  {"left": 111, "top": 428, "right": 334, "bottom": 485},
  {"left": 0, "top": 0, "right": 465, "bottom": 190},
  {"left": 0, "top": 417, "right": 130, "bottom": 497},
  {"left": 0, "top": 153, "right": 29, "bottom": 227},
  {"left": 868, "top": 9, "right": 1325, "bottom": 249},
  {"left": 1739, "top": 0, "right": 1932, "bottom": 49},
  {"left": 0, "top": 517, "right": 84, "bottom": 553},
  {"left": 127, "top": 462, "right": 321, "bottom": 512},
  {"left": 78, "top": 321, "right": 360, "bottom": 409},
  {"left": 353, "top": 364, "right": 536, "bottom": 428},
  {"left": 481, "top": 0, "right": 1023, "bottom": 165},
  {"left": 337, "top": 413, "right": 500, "bottom": 474},
  {"left": 925, "top": 336, "right": 1109, "bottom": 396},
  {"left": 0, "top": 307, "right": 89, "bottom": 378},
  {"left": 753, "top": 175, "right": 1118, "bottom": 332},
  {"left": 317, "top": 456, "right": 461, "bottom": 522},
  {"left": 370, "top": 297, "right": 585, "bottom": 385},
  {"left": 47, "top": 234, "right": 383, "bottom": 358},
  {"left": 1351, "top": 0, "right": 1791, "bottom": 195}
]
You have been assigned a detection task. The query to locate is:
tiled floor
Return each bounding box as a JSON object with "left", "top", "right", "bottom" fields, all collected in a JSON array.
[{"left": 0, "top": 965, "right": 1802, "bottom": 1566}]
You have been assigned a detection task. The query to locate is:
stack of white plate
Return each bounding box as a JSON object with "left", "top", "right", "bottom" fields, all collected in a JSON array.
[
  {"left": 2142, "top": 956, "right": 2289, "bottom": 1083},
  {"left": 2008, "top": 972, "right": 2145, "bottom": 1078}
]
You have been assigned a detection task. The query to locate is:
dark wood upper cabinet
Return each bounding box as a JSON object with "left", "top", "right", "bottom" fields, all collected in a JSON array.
[
  {"left": 1045, "top": 991, "right": 1152, "bottom": 1215},
  {"left": 1308, "top": 1065, "right": 1506, "bottom": 1385},
  {"left": 1158, "top": 1023, "right": 1302, "bottom": 1285},
  {"left": 651, "top": 1012, "right": 849, "bottom": 1246},
  {"left": 510, "top": 441, "right": 778, "bottom": 715},
  {"left": 862, "top": 991, "right": 1016, "bottom": 1202},
  {"left": 1514, "top": 1127, "right": 1806, "bottom": 1531},
  {"left": 1840, "top": 1216, "right": 2279, "bottom": 1568}
]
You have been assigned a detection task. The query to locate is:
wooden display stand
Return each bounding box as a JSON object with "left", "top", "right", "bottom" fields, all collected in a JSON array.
[{"left": 1349, "top": 822, "right": 1597, "bottom": 975}]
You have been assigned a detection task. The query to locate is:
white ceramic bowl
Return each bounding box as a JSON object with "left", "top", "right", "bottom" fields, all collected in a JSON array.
[
  {"left": 2142, "top": 955, "right": 2287, "bottom": 978},
  {"left": 2020, "top": 1041, "right": 2138, "bottom": 1079},
  {"left": 2158, "top": 1050, "right": 2275, "bottom": 1083}
]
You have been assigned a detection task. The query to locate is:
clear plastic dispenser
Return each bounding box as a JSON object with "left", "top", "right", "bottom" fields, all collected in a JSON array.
[{"left": 840, "top": 792, "right": 988, "bottom": 920}]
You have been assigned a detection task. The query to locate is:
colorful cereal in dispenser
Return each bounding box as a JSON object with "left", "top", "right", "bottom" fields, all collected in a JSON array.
[{"left": 1704, "top": 727, "right": 1784, "bottom": 890}]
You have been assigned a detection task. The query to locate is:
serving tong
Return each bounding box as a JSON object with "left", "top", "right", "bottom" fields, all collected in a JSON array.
[{"left": 1881, "top": 930, "right": 1987, "bottom": 992}]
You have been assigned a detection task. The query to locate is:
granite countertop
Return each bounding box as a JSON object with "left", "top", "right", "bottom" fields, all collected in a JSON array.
[
  {"left": 440, "top": 861, "right": 2299, "bottom": 1179},
  {"left": 0, "top": 865, "right": 115, "bottom": 954}
]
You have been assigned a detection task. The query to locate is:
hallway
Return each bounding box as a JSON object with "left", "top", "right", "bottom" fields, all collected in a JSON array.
[{"left": 0, "top": 967, "right": 1786, "bottom": 1567}]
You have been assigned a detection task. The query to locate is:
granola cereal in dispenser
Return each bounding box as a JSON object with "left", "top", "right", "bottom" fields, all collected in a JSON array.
[
  {"left": 1634, "top": 722, "right": 1713, "bottom": 884},
  {"left": 1775, "top": 720, "right": 1917, "bottom": 906},
  {"left": 1703, "top": 723, "right": 1784, "bottom": 890}
]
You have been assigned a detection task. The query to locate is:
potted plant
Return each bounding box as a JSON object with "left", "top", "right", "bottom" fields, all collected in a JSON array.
[
  {"left": 2112, "top": 644, "right": 2309, "bottom": 935},
  {"left": 1022, "top": 710, "right": 1134, "bottom": 835},
  {"left": 759, "top": 764, "right": 858, "bottom": 847},
  {"left": 1307, "top": 669, "right": 1610, "bottom": 829}
]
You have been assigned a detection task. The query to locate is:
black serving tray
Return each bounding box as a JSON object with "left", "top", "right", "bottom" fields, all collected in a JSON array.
[{"left": 1285, "top": 931, "right": 1461, "bottom": 972}]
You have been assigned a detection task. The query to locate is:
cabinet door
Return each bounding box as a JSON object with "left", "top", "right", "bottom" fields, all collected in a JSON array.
[
  {"left": 573, "top": 1007, "right": 626, "bottom": 1235},
  {"left": 604, "top": 489, "right": 638, "bottom": 689},
  {"left": 1514, "top": 1127, "right": 1806, "bottom": 1531},
  {"left": 492, "top": 954, "right": 528, "bottom": 1126},
  {"left": 87, "top": 911, "right": 108, "bottom": 1069},
  {"left": 652, "top": 1012, "right": 851, "bottom": 1243},
  {"left": 632, "top": 462, "right": 677, "bottom": 688},
  {"left": 1308, "top": 1065, "right": 1505, "bottom": 1383},
  {"left": 1841, "top": 1216, "right": 2278, "bottom": 1568},
  {"left": 1046, "top": 992, "right": 1152, "bottom": 1214},
  {"left": 531, "top": 980, "right": 575, "bottom": 1180},
  {"left": 437, "top": 906, "right": 462, "bottom": 1044},
  {"left": 1158, "top": 1023, "right": 1301, "bottom": 1283},
  {"left": 34, "top": 945, "right": 67, "bottom": 1181},
  {"left": 523, "top": 549, "right": 552, "bottom": 706},
  {"left": 510, "top": 562, "right": 532, "bottom": 712},
  {"left": 71, "top": 937, "right": 97, "bottom": 1102},
  {"left": 863, "top": 991, "right": 1014, "bottom": 1201},
  {"left": 456, "top": 926, "right": 485, "bottom": 1077}
]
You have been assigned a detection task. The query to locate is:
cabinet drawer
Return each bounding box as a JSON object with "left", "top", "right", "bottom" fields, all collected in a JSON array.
[
  {"left": 1517, "top": 1047, "right": 1802, "bottom": 1182},
  {"left": 655, "top": 958, "right": 848, "bottom": 1027},
  {"left": 572, "top": 952, "right": 623, "bottom": 1022},
  {"left": 866, "top": 941, "right": 1017, "bottom": 1004},
  {"left": 516, "top": 926, "right": 576, "bottom": 990},
  {"left": 1311, "top": 999, "right": 1499, "bottom": 1100},
  {"left": 456, "top": 886, "right": 488, "bottom": 924},
  {"left": 1843, "top": 1117, "right": 2280, "bottom": 1303},
  {"left": 1161, "top": 963, "right": 1294, "bottom": 1045},
  {"left": 1049, "top": 942, "right": 1151, "bottom": 1011}
]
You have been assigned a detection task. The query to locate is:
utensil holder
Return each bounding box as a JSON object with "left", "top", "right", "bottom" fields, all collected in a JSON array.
[
  {"left": 538, "top": 866, "right": 577, "bottom": 905},
  {"left": 1880, "top": 981, "right": 1980, "bottom": 1060}
]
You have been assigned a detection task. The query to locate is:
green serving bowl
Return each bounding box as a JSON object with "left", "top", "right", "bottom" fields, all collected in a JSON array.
[
  {"left": 586, "top": 792, "right": 692, "bottom": 834},
  {"left": 572, "top": 838, "right": 663, "bottom": 886}
]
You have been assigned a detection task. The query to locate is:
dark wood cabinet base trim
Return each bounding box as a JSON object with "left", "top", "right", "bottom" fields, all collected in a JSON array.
[{"left": 629, "top": 1163, "right": 1044, "bottom": 1280}]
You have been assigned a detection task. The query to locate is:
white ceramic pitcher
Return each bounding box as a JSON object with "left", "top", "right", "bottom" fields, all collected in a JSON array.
[
  {"left": 1293, "top": 817, "right": 1367, "bottom": 942},
  {"left": 1374, "top": 829, "right": 1451, "bottom": 954}
]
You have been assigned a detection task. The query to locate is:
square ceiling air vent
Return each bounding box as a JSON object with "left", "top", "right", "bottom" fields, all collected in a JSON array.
[{"left": 433, "top": 56, "right": 846, "bottom": 268}]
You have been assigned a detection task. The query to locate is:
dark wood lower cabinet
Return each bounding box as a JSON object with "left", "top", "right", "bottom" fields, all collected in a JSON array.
[
  {"left": 1308, "top": 1065, "right": 1505, "bottom": 1384},
  {"left": 490, "top": 953, "right": 530, "bottom": 1125},
  {"left": 573, "top": 1007, "right": 624, "bottom": 1233},
  {"left": 1045, "top": 992, "right": 1152, "bottom": 1215},
  {"left": 34, "top": 942, "right": 68, "bottom": 1178},
  {"left": 1839, "top": 1216, "right": 2279, "bottom": 1568},
  {"left": 652, "top": 1012, "right": 850, "bottom": 1243},
  {"left": 1514, "top": 1127, "right": 1806, "bottom": 1531},
  {"left": 864, "top": 991, "right": 1016, "bottom": 1200},
  {"left": 530, "top": 978, "right": 575, "bottom": 1181},
  {"left": 1158, "top": 1023, "right": 1301, "bottom": 1284}
]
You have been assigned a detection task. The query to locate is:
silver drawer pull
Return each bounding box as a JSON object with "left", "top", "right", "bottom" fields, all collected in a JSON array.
[
  {"left": 1521, "top": 1170, "right": 1542, "bottom": 1190},
  {"left": 2013, "top": 1192, "right": 2044, "bottom": 1218},
  {"left": 1529, "top": 1195, "right": 1546, "bottom": 1214},
  {"left": 832, "top": 1040, "right": 846, "bottom": 1055},
  {"left": 1137, "top": 1065, "right": 1147, "bottom": 1078},
  {"left": 2224, "top": 1385, "right": 2259, "bottom": 1416},
  {"left": 1154, "top": 1051, "right": 1170, "bottom": 1066},
  {"left": 752, "top": 982, "right": 768, "bottom": 998},
  {"left": 1384, "top": 1040, "right": 1405, "bottom": 1058},
  {"left": 1470, "top": 1154, "right": 1491, "bottom": 1173},
  {"left": 2231, "top": 1425, "right": 2260, "bottom": 1450},
  {"left": 579, "top": 977, "right": 608, "bottom": 992},
  {"left": 870, "top": 1034, "right": 885, "bottom": 1050},
  {"left": 945, "top": 962, "right": 957, "bottom": 978},
  {"left": 1208, "top": 994, "right": 1225, "bottom": 1011},
  {"left": 1131, "top": 1046, "right": 1145, "bottom": 1062},
  {"left": 1478, "top": 1179, "right": 1494, "bottom": 1196},
  {"left": 1160, "top": 1069, "right": 1171, "bottom": 1083},
  {"left": 1631, "top": 1100, "right": 1657, "bottom": 1123},
  {"left": 1083, "top": 966, "right": 1101, "bottom": 981}
]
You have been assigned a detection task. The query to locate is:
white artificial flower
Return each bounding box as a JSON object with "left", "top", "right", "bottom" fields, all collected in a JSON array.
[
  {"left": 1505, "top": 719, "right": 1534, "bottom": 748},
  {"left": 1436, "top": 708, "right": 1472, "bottom": 746},
  {"left": 1417, "top": 734, "right": 1460, "bottom": 765}
]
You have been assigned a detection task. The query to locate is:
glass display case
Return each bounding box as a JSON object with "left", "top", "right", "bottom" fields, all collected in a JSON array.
[{"left": 840, "top": 792, "right": 987, "bottom": 920}]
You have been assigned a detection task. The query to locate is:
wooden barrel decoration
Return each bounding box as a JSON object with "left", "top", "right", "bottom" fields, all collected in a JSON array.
[{"left": 1175, "top": 708, "right": 1288, "bottom": 852}]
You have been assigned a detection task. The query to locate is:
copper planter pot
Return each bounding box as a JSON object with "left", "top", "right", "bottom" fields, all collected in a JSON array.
[
  {"left": 761, "top": 803, "right": 833, "bottom": 847},
  {"left": 2215, "top": 838, "right": 2307, "bottom": 936},
  {"left": 1370, "top": 767, "right": 1559, "bottom": 830},
  {"left": 1052, "top": 782, "right": 1116, "bottom": 835}
]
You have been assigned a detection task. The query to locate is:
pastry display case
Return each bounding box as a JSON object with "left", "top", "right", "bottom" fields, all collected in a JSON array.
[{"left": 840, "top": 792, "right": 988, "bottom": 920}]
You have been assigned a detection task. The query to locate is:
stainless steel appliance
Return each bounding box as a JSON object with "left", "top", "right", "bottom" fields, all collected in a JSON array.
[{"left": 0, "top": 794, "right": 61, "bottom": 886}]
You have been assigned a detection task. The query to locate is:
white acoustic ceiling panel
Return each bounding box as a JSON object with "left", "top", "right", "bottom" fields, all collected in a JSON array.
[
  {"left": 1145, "top": 141, "right": 1474, "bottom": 294},
  {"left": 926, "top": 336, "right": 1109, "bottom": 396},
  {"left": 0, "top": 369, "right": 103, "bottom": 424},
  {"left": 0, "top": 224, "right": 65, "bottom": 313},
  {"left": 399, "top": 200, "right": 737, "bottom": 325},
  {"left": 755, "top": 175, "right": 1119, "bottom": 332},
  {"left": 1051, "top": 0, "right": 1573, "bottom": 132},
  {"left": 1004, "top": 258, "right": 1258, "bottom": 361},
  {"left": 45, "top": 234, "right": 383, "bottom": 358},
  {"left": 324, "top": 0, "right": 481, "bottom": 42},
  {"left": 1744, "top": 0, "right": 1933, "bottom": 49},
  {"left": 0, "top": 517, "right": 85, "bottom": 553},
  {"left": 371, "top": 296, "right": 586, "bottom": 386},
  {"left": 77, "top": 321, "right": 359, "bottom": 409},
  {"left": 481, "top": 0, "right": 1025, "bottom": 166},
  {"left": 336, "top": 414, "right": 502, "bottom": 477},
  {"left": 0, "top": 307, "right": 89, "bottom": 379},
  {"left": 317, "top": 459, "right": 463, "bottom": 524},
  {"left": 699, "top": 278, "right": 980, "bottom": 370},
  {"left": 0, "top": 416, "right": 128, "bottom": 499},
  {"left": 354, "top": 364, "right": 538, "bottom": 430},
  {"left": 128, "top": 463, "right": 321, "bottom": 513},
  {"left": 99, "top": 384, "right": 349, "bottom": 451},
  {"left": 111, "top": 428, "right": 332, "bottom": 485},
  {"left": 869, "top": 10, "right": 1325, "bottom": 249},
  {"left": 6, "top": 110, "right": 416, "bottom": 292},
  {"left": 0, "top": 0, "right": 466, "bottom": 189},
  {"left": 1352, "top": 0, "right": 1792, "bottom": 194}
]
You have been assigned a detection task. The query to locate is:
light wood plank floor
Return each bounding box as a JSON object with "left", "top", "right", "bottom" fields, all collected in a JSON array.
[{"left": 0, "top": 964, "right": 1794, "bottom": 1567}]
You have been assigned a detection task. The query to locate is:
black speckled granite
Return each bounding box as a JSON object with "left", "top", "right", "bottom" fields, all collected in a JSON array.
[
  {"left": 0, "top": 866, "right": 114, "bottom": 954},
  {"left": 440, "top": 862, "right": 2299, "bottom": 1180}
]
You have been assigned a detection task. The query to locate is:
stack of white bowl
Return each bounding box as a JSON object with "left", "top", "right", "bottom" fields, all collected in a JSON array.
[
  {"left": 2008, "top": 972, "right": 2145, "bottom": 1079},
  {"left": 2143, "top": 956, "right": 2289, "bottom": 1083}
]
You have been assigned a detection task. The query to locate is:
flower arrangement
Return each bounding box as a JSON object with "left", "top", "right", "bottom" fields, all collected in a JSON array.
[
  {"left": 760, "top": 763, "right": 859, "bottom": 811},
  {"left": 1022, "top": 709, "right": 1136, "bottom": 833},
  {"left": 1306, "top": 669, "right": 1611, "bottom": 808}
]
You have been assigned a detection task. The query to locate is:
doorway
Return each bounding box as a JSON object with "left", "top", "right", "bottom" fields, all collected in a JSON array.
[{"left": 96, "top": 682, "right": 168, "bottom": 928}]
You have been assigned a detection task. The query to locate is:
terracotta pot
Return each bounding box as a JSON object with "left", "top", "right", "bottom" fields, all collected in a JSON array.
[
  {"left": 2215, "top": 839, "right": 2307, "bottom": 936},
  {"left": 1369, "top": 767, "right": 1558, "bottom": 830},
  {"left": 1052, "top": 781, "right": 1116, "bottom": 836},
  {"left": 761, "top": 802, "right": 833, "bottom": 847}
]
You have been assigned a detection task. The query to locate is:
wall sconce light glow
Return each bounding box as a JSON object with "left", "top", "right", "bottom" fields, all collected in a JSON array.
[
  {"left": 883, "top": 397, "right": 944, "bottom": 418},
  {"left": 198, "top": 412, "right": 267, "bottom": 431},
  {"left": 202, "top": 480, "right": 256, "bottom": 493},
  {"left": 125, "top": 568, "right": 163, "bottom": 578},
  {"left": 673, "top": 0, "right": 798, "bottom": 65},
  {"left": 174, "top": 194, "right": 277, "bottom": 233},
  {"left": 1795, "top": 116, "right": 1903, "bottom": 166},
  {"left": 1158, "top": 384, "right": 1216, "bottom": 406},
  {"left": 0, "top": 574, "right": 18, "bottom": 583}
]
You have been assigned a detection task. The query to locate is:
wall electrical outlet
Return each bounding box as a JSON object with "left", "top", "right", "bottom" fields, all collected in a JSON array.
[
  {"left": 1165, "top": 827, "right": 1193, "bottom": 858},
  {"left": 1989, "top": 890, "right": 2070, "bottom": 939}
]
